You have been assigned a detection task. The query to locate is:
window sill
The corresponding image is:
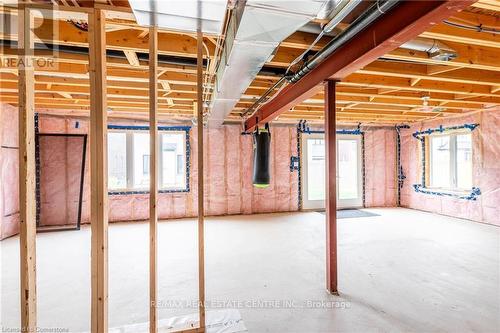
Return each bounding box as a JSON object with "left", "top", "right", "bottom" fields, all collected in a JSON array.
[{"left": 423, "top": 187, "right": 471, "bottom": 196}]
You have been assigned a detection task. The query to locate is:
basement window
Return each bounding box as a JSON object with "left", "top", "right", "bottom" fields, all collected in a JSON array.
[
  {"left": 107, "top": 130, "right": 188, "bottom": 193},
  {"left": 428, "top": 132, "right": 472, "bottom": 191}
]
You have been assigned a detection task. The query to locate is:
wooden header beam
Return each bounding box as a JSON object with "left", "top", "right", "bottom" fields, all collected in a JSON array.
[{"left": 244, "top": 0, "right": 474, "bottom": 133}]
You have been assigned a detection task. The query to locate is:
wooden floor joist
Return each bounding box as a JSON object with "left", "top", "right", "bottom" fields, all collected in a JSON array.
[
  {"left": 149, "top": 25, "right": 159, "bottom": 333},
  {"left": 18, "top": 4, "right": 37, "bottom": 331},
  {"left": 88, "top": 8, "right": 109, "bottom": 333},
  {"left": 2, "top": 2, "right": 499, "bottom": 123}
]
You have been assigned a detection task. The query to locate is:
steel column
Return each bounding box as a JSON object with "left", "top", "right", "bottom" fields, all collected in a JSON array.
[{"left": 325, "top": 80, "right": 337, "bottom": 294}]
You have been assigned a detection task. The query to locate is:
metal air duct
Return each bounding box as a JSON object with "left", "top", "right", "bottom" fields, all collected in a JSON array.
[
  {"left": 400, "top": 37, "right": 457, "bottom": 61},
  {"left": 208, "top": 0, "right": 337, "bottom": 127}
]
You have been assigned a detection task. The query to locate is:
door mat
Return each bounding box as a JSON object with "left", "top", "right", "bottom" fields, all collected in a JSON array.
[{"left": 319, "top": 209, "right": 380, "bottom": 219}]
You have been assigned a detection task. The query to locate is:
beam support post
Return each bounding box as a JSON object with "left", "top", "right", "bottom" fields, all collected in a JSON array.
[
  {"left": 149, "top": 25, "right": 159, "bottom": 333},
  {"left": 88, "top": 8, "right": 108, "bottom": 333},
  {"left": 18, "top": 4, "right": 37, "bottom": 330},
  {"left": 325, "top": 80, "right": 337, "bottom": 294},
  {"left": 196, "top": 28, "right": 206, "bottom": 331}
]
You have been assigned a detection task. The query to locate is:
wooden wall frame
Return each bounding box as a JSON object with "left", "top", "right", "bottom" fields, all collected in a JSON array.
[
  {"left": 149, "top": 25, "right": 159, "bottom": 333},
  {"left": 14, "top": 3, "right": 209, "bottom": 332},
  {"left": 18, "top": 3, "right": 37, "bottom": 330},
  {"left": 88, "top": 8, "right": 109, "bottom": 333},
  {"left": 196, "top": 28, "right": 206, "bottom": 332}
]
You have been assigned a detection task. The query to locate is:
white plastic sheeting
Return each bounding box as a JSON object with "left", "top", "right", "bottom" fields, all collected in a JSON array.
[
  {"left": 82, "top": 309, "right": 246, "bottom": 333},
  {"left": 129, "top": 0, "right": 228, "bottom": 34}
]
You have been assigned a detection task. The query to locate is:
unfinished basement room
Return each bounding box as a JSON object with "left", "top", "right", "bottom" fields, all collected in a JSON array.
[{"left": 1, "top": 0, "right": 499, "bottom": 332}]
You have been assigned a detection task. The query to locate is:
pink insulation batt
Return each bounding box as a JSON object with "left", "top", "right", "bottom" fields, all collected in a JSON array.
[
  {"left": 0, "top": 103, "right": 20, "bottom": 239},
  {"left": 32, "top": 115, "right": 299, "bottom": 228},
  {"left": 2, "top": 105, "right": 496, "bottom": 239},
  {"left": 364, "top": 128, "right": 397, "bottom": 207},
  {"left": 400, "top": 109, "right": 500, "bottom": 226}
]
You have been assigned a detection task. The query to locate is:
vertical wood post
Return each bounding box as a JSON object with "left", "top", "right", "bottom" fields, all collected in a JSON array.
[
  {"left": 197, "top": 29, "right": 206, "bottom": 331},
  {"left": 149, "top": 25, "right": 159, "bottom": 333},
  {"left": 88, "top": 8, "right": 108, "bottom": 332},
  {"left": 18, "top": 4, "right": 37, "bottom": 330},
  {"left": 325, "top": 80, "right": 338, "bottom": 294}
]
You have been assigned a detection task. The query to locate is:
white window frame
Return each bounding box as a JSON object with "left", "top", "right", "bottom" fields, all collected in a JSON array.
[
  {"left": 108, "top": 129, "right": 188, "bottom": 192},
  {"left": 428, "top": 131, "right": 472, "bottom": 192}
]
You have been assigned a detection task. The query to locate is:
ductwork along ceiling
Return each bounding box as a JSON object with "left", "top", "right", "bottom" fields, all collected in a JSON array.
[{"left": 208, "top": 0, "right": 347, "bottom": 127}]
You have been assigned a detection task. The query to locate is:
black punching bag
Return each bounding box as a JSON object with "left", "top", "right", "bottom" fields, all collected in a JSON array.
[{"left": 252, "top": 128, "right": 271, "bottom": 188}]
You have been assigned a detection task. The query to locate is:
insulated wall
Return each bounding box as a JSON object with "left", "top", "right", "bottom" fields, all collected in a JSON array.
[
  {"left": 35, "top": 114, "right": 299, "bottom": 226},
  {"left": 364, "top": 129, "right": 397, "bottom": 207},
  {"left": 400, "top": 109, "right": 500, "bottom": 226},
  {"left": 38, "top": 134, "right": 87, "bottom": 228},
  {"left": 0, "top": 106, "right": 400, "bottom": 239},
  {"left": 0, "top": 103, "right": 19, "bottom": 239}
]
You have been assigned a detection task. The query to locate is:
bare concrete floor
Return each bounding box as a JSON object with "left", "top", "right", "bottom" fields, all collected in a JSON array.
[{"left": 1, "top": 208, "right": 499, "bottom": 332}]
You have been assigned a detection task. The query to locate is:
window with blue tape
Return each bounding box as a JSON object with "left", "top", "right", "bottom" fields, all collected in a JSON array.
[{"left": 412, "top": 123, "right": 480, "bottom": 200}]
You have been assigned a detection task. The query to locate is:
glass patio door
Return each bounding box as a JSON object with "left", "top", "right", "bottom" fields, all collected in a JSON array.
[{"left": 301, "top": 133, "right": 363, "bottom": 210}]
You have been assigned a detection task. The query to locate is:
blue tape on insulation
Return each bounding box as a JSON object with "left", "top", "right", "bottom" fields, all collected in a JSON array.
[
  {"left": 413, "top": 123, "right": 478, "bottom": 139},
  {"left": 412, "top": 184, "right": 481, "bottom": 200}
]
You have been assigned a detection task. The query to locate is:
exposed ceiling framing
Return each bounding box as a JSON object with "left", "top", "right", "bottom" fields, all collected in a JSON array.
[{"left": 0, "top": 0, "right": 499, "bottom": 125}]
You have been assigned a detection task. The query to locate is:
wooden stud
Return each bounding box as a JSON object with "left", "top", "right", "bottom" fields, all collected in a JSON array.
[
  {"left": 149, "top": 25, "right": 159, "bottom": 333},
  {"left": 193, "top": 101, "right": 198, "bottom": 118},
  {"left": 18, "top": 4, "right": 37, "bottom": 331},
  {"left": 88, "top": 8, "right": 109, "bottom": 333},
  {"left": 197, "top": 28, "right": 206, "bottom": 332},
  {"left": 325, "top": 80, "right": 337, "bottom": 294}
]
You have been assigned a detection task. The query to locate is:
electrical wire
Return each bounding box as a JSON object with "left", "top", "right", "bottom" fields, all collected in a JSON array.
[
  {"left": 284, "top": 30, "right": 325, "bottom": 76},
  {"left": 443, "top": 20, "right": 500, "bottom": 35},
  {"left": 245, "top": 14, "right": 332, "bottom": 119}
]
